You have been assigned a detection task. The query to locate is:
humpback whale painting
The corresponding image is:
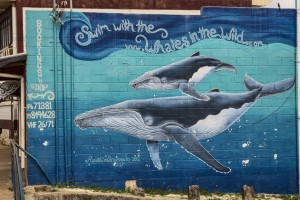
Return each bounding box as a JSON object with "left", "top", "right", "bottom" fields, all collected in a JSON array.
[
  {"left": 130, "top": 52, "right": 236, "bottom": 101},
  {"left": 75, "top": 74, "right": 295, "bottom": 173},
  {"left": 24, "top": 6, "right": 297, "bottom": 193}
]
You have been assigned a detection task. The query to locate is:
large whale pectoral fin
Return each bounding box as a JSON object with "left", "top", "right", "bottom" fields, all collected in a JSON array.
[
  {"left": 164, "top": 125, "right": 231, "bottom": 173},
  {"left": 146, "top": 140, "right": 163, "bottom": 170},
  {"left": 179, "top": 83, "right": 210, "bottom": 101}
]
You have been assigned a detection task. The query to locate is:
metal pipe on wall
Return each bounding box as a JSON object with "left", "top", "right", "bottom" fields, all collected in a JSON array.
[
  {"left": 69, "top": 0, "right": 75, "bottom": 184},
  {"left": 296, "top": 0, "right": 300, "bottom": 194},
  {"left": 52, "top": 0, "right": 60, "bottom": 184},
  {"left": 62, "top": 22, "right": 69, "bottom": 185},
  {"left": 19, "top": 77, "right": 25, "bottom": 168},
  {"left": 53, "top": 21, "right": 59, "bottom": 185},
  {"left": 10, "top": 100, "right": 13, "bottom": 138},
  {"left": 70, "top": 0, "right": 73, "bottom": 11}
]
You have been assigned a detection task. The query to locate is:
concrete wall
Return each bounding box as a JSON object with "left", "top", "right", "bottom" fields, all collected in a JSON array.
[
  {"left": 0, "top": 100, "right": 19, "bottom": 136},
  {"left": 0, "top": 102, "right": 12, "bottom": 120},
  {"left": 0, "top": 100, "right": 18, "bottom": 120},
  {"left": 25, "top": 7, "right": 297, "bottom": 194}
]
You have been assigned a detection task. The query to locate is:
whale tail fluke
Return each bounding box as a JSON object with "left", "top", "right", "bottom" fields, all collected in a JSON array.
[{"left": 244, "top": 74, "right": 295, "bottom": 97}]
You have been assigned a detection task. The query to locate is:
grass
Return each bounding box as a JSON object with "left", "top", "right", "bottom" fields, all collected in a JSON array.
[
  {"left": 57, "top": 183, "right": 189, "bottom": 196},
  {"left": 277, "top": 195, "right": 300, "bottom": 200},
  {"left": 255, "top": 194, "right": 300, "bottom": 200},
  {"left": 55, "top": 184, "right": 300, "bottom": 200},
  {"left": 144, "top": 188, "right": 187, "bottom": 196},
  {"left": 56, "top": 183, "right": 128, "bottom": 194}
]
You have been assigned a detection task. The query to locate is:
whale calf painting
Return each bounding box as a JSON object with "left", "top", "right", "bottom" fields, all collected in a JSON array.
[
  {"left": 129, "top": 52, "right": 236, "bottom": 101},
  {"left": 75, "top": 74, "right": 295, "bottom": 173}
]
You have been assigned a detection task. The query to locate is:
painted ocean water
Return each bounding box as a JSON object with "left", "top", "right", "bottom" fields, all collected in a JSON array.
[{"left": 71, "top": 39, "right": 297, "bottom": 193}]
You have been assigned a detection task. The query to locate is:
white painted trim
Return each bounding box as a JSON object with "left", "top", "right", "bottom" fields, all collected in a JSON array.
[
  {"left": 23, "top": 7, "right": 200, "bottom": 15},
  {"left": 22, "top": 8, "right": 26, "bottom": 53},
  {"left": 11, "top": 2, "right": 17, "bottom": 54}
]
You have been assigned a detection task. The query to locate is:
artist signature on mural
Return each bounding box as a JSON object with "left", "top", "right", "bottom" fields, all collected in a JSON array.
[{"left": 85, "top": 155, "right": 140, "bottom": 167}]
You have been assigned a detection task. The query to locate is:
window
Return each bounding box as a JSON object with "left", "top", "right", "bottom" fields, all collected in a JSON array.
[{"left": 0, "top": 12, "right": 12, "bottom": 50}]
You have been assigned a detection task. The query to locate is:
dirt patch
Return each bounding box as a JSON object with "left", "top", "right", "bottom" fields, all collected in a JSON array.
[
  {"left": 24, "top": 185, "right": 300, "bottom": 200},
  {"left": 0, "top": 143, "right": 14, "bottom": 200}
]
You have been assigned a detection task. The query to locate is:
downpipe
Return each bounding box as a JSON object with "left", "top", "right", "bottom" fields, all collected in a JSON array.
[
  {"left": 296, "top": 0, "right": 300, "bottom": 194},
  {"left": 52, "top": 0, "right": 60, "bottom": 184},
  {"left": 62, "top": 17, "right": 69, "bottom": 185},
  {"left": 69, "top": 0, "right": 75, "bottom": 185}
]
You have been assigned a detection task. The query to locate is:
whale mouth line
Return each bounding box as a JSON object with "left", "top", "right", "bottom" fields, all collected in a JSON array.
[
  {"left": 129, "top": 75, "right": 151, "bottom": 86},
  {"left": 74, "top": 109, "right": 129, "bottom": 128},
  {"left": 75, "top": 108, "right": 172, "bottom": 141}
]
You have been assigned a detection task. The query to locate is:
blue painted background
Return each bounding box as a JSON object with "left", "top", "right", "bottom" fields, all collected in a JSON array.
[{"left": 25, "top": 7, "right": 297, "bottom": 193}]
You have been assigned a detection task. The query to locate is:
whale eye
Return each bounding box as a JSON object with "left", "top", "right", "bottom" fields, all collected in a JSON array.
[
  {"left": 161, "top": 77, "right": 167, "bottom": 83},
  {"left": 75, "top": 119, "right": 84, "bottom": 127},
  {"left": 130, "top": 82, "right": 139, "bottom": 89},
  {"left": 144, "top": 115, "right": 153, "bottom": 125}
]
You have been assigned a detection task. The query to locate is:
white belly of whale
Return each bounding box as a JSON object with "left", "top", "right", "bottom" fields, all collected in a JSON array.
[{"left": 189, "top": 102, "right": 253, "bottom": 140}]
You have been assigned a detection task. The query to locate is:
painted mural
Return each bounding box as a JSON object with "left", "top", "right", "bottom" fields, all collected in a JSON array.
[
  {"left": 25, "top": 7, "right": 297, "bottom": 194},
  {"left": 59, "top": 9, "right": 295, "bottom": 60},
  {"left": 129, "top": 52, "right": 236, "bottom": 101},
  {"left": 75, "top": 74, "right": 295, "bottom": 173}
]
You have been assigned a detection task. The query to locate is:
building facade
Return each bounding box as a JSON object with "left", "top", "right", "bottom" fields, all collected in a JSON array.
[{"left": 0, "top": 0, "right": 298, "bottom": 194}]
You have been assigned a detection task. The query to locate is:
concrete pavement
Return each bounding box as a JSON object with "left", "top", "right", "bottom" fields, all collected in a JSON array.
[{"left": 0, "top": 143, "right": 14, "bottom": 200}]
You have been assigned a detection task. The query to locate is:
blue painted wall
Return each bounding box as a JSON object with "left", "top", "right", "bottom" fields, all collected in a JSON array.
[{"left": 25, "top": 7, "right": 298, "bottom": 193}]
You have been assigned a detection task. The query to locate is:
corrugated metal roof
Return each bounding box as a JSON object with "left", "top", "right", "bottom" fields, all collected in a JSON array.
[{"left": 0, "top": 53, "right": 27, "bottom": 69}]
